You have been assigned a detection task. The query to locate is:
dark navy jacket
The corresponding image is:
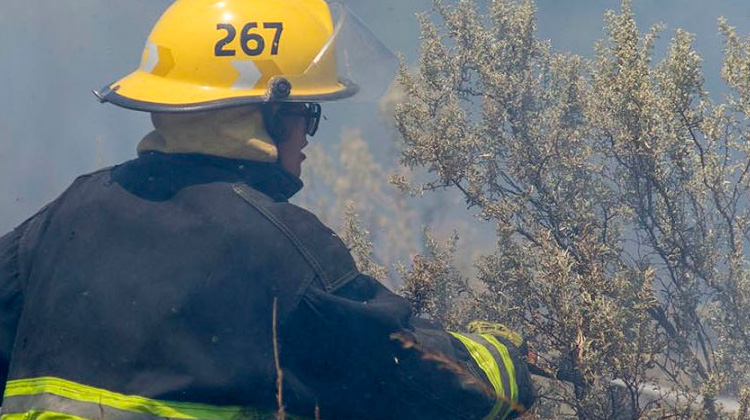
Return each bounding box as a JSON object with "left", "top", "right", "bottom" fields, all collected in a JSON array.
[{"left": 0, "top": 152, "right": 531, "bottom": 419}]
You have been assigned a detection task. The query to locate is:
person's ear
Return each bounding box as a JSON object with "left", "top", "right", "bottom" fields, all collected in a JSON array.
[{"left": 262, "top": 104, "right": 289, "bottom": 143}]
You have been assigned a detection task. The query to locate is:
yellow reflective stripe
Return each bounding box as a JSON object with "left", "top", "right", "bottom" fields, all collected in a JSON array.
[
  {"left": 1, "top": 410, "right": 91, "bottom": 420},
  {"left": 467, "top": 322, "right": 524, "bottom": 348},
  {"left": 3, "top": 377, "right": 245, "bottom": 420},
  {"left": 481, "top": 334, "right": 518, "bottom": 419},
  {"left": 481, "top": 334, "right": 518, "bottom": 403},
  {"left": 449, "top": 332, "right": 506, "bottom": 420}
]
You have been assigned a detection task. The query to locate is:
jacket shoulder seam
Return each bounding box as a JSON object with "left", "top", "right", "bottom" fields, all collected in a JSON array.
[
  {"left": 231, "top": 183, "right": 332, "bottom": 290},
  {"left": 73, "top": 166, "right": 116, "bottom": 182}
]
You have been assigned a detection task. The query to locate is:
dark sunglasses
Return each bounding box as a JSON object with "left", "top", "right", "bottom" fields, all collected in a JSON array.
[{"left": 277, "top": 103, "right": 322, "bottom": 137}]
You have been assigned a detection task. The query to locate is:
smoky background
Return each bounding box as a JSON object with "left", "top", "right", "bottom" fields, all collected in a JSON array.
[{"left": 0, "top": 0, "right": 748, "bottom": 252}]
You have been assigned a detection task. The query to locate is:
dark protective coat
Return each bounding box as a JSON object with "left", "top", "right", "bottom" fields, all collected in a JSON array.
[{"left": 0, "top": 152, "right": 533, "bottom": 419}]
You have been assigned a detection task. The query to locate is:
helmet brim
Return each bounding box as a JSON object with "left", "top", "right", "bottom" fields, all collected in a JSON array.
[{"left": 95, "top": 70, "right": 358, "bottom": 113}]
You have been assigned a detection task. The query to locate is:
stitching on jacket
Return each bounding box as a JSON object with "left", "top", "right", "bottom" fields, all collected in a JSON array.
[
  {"left": 293, "top": 272, "right": 321, "bottom": 310},
  {"left": 327, "top": 268, "right": 360, "bottom": 293},
  {"left": 232, "top": 183, "right": 333, "bottom": 290}
]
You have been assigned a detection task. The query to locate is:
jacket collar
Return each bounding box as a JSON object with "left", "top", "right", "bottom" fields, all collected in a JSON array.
[{"left": 137, "top": 151, "right": 303, "bottom": 201}]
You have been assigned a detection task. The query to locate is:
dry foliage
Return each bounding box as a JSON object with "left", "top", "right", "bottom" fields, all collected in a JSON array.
[
  {"left": 297, "top": 129, "right": 421, "bottom": 287},
  {"left": 399, "top": 229, "right": 475, "bottom": 331},
  {"left": 392, "top": 0, "right": 750, "bottom": 418}
]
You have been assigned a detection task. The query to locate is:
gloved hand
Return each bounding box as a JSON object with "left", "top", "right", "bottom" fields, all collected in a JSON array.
[
  {"left": 467, "top": 321, "right": 524, "bottom": 348},
  {"left": 467, "top": 321, "right": 538, "bottom": 364}
]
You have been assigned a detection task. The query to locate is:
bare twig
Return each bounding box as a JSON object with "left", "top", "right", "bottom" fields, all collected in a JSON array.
[{"left": 273, "top": 297, "right": 286, "bottom": 420}]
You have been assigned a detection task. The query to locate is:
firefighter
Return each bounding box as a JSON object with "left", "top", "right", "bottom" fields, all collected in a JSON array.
[{"left": 0, "top": 0, "right": 536, "bottom": 419}]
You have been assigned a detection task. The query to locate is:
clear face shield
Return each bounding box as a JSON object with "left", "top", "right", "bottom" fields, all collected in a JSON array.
[{"left": 268, "top": 2, "right": 399, "bottom": 104}]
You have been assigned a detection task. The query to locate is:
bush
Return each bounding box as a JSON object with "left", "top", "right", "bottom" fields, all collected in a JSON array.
[{"left": 392, "top": 0, "right": 750, "bottom": 418}]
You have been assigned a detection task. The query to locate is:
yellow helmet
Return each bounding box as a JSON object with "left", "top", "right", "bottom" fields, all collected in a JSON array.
[{"left": 95, "top": 0, "right": 397, "bottom": 112}]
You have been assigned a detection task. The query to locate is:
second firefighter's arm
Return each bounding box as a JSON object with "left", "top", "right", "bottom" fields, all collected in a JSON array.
[{"left": 282, "top": 274, "right": 534, "bottom": 420}]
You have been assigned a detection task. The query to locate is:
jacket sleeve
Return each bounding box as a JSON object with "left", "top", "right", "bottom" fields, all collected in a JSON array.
[
  {"left": 282, "top": 274, "right": 534, "bottom": 420},
  {"left": 0, "top": 227, "right": 25, "bottom": 396},
  {"left": 0, "top": 203, "right": 54, "bottom": 397}
]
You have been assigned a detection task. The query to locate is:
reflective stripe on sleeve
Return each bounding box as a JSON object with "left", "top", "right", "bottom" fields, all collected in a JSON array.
[
  {"left": 449, "top": 332, "right": 508, "bottom": 420},
  {"left": 1, "top": 377, "right": 285, "bottom": 420},
  {"left": 481, "top": 334, "right": 519, "bottom": 419},
  {"left": 1, "top": 409, "right": 91, "bottom": 420}
]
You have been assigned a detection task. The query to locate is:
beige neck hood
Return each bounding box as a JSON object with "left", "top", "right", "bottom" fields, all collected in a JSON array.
[{"left": 137, "top": 106, "right": 278, "bottom": 163}]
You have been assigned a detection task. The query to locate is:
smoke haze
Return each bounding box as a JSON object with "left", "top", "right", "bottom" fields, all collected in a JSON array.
[{"left": 1, "top": 0, "right": 748, "bottom": 232}]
